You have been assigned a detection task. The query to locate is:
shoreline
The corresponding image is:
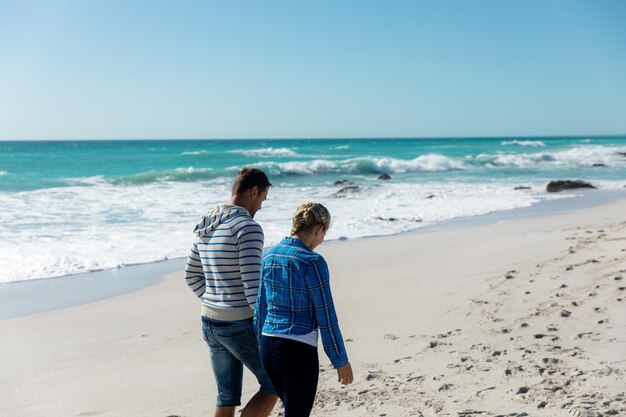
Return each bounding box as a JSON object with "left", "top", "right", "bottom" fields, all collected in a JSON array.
[
  {"left": 1, "top": 194, "right": 624, "bottom": 416},
  {"left": 2, "top": 188, "right": 625, "bottom": 320}
]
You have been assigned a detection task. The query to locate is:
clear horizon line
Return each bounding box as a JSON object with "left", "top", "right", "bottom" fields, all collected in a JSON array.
[{"left": 1, "top": 133, "right": 625, "bottom": 142}]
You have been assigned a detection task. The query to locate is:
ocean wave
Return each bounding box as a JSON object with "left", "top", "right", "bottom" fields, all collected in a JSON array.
[
  {"left": 63, "top": 175, "right": 112, "bottom": 186},
  {"left": 501, "top": 140, "right": 546, "bottom": 147},
  {"left": 254, "top": 154, "right": 466, "bottom": 176},
  {"left": 335, "top": 145, "right": 350, "bottom": 150},
  {"left": 180, "top": 150, "right": 212, "bottom": 155},
  {"left": 471, "top": 145, "right": 626, "bottom": 169},
  {"left": 346, "top": 154, "right": 466, "bottom": 174},
  {"left": 0, "top": 170, "right": 8, "bottom": 176},
  {"left": 0, "top": 180, "right": 557, "bottom": 283},
  {"left": 112, "top": 167, "right": 219, "bottom": 185},
  {"left": 229, "top": 147, "right": 299, "bottom": 157}
]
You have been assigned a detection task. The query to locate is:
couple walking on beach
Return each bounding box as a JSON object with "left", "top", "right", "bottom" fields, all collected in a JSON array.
[{"left": 184, "top": 167, "right": 353, "bottom": 417}]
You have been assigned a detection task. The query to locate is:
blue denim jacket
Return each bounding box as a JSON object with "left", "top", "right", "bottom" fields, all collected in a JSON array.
[{"left": 254, "top": 237, "right": 349, "bottom": 368}]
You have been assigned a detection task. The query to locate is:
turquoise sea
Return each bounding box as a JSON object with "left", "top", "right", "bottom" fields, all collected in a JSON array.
[{"left": 1, "top": 136, "right": 625, "bottom": 283}]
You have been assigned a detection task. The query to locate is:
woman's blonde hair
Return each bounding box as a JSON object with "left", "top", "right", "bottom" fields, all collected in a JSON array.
[{"left": 291, "top": 202, "right": 331, "bottom": 235}]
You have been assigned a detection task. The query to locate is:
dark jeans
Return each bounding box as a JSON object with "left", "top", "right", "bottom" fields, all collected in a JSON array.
[{"left": 260, "top": 335, "right": 319, "bottom": 417}]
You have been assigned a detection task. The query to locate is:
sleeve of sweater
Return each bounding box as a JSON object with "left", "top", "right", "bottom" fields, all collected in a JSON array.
[
  {"left": 184, "top": 241, "right": 206, "bottom": 297},
  {"left": 237, "top": 221, "right": 264, "bottom": 307},
  {"left": 304, "top": 256, "right": 349, "bottom": 368}
]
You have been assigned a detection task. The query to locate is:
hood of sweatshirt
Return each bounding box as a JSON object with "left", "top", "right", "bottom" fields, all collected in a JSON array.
[{"left": 193, "top": 204, "right": 251, "bottom": 237}]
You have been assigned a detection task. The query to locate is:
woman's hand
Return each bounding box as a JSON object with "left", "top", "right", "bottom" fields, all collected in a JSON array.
[{"left": 337, "top": 363, "right": 353, "bottom": 385}]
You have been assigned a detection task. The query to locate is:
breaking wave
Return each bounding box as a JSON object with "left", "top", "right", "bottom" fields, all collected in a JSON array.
[
  {"left": 229, "top": 147, "right": 299, "bottom": 157},
  {"left": 501, "top": 140, "right": 546, "bottom": 147}
]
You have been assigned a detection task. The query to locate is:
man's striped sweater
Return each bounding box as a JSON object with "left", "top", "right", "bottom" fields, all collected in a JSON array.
[{"left": 184, "top": 204, "right": 264, "bottom": 321}]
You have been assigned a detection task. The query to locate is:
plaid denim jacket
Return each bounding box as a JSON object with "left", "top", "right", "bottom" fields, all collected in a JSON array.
[{"left": 254, "top": 237, "right": 349, "bottom": 368}]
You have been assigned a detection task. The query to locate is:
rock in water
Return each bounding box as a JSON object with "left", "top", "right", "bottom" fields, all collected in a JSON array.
[
  {"left": 334, "top": 186, "right": 360, "bottom": 195},
  {"left": 377, "top": 173, "right": 391, "bottom": 180},
  {"left": 546, "top": 180, "right": 595, "bottom": 193}
]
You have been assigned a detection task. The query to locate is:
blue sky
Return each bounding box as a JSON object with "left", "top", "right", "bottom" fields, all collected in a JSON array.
[{"left": 0, "top": 0, "right": 625, "bottom": 140}]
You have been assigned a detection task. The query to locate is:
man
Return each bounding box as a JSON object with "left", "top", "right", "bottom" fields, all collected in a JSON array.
[{"left": 184, "top": 167, "right": 278, "bottom": 417}]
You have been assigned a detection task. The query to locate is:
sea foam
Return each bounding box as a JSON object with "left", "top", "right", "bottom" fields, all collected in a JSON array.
[
  {"left": 229, "top": 147, "right": 300, "bottom": 157},
  {"left": 0, "top": 177, "right": 573, "bottom": 283},
  {"left": 501, "top": 140, "right": 546, "bottom": 147}
]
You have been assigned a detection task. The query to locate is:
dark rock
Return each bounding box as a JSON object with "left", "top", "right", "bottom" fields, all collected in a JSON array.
[
  {"left": 378, "top": 173, "right": 391, "bottom": 180},
  {"left": 592, "top": 163, "right": 606, "bottom": 167},
  {"left": 516, "top": 386, "right": 529, "bottom": 394},
  {"left": 426, "top": 194, "right": 436, "bottom": 199},
  {"left": 537, "top": 401, "right": 547, "bottom": 408},
  {"left": 333, "top": 179, "right": 352, "bottom": 186},
  {"left": 429, "top": 341, "right": 438, "bottom": 348},
  {"left": 618, "top": 152, "right": 626, "bottom": 157},
  {"left": 334, "top": 186, "right": 360, "bottom": 195},
  {"left": 560, "top": 310, "right": 572, "bottom": 318},
  {"left": 534, "top": 334, "right": 546, "bottom": 339},
  {"left": 514, "top": 186, "right": 531, "bottom": 190},
  {"left": 546, "top": 180, "right": 595, "bottom": 193}
]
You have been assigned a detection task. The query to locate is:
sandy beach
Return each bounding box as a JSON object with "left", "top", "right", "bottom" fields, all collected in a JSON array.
[{"left": 1, "top": 198, "right": 625, "bottom": 417}]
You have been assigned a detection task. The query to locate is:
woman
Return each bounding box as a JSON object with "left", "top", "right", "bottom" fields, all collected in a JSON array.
[{"left": 254, "top": 202, "right": 353, "bottom": 416}]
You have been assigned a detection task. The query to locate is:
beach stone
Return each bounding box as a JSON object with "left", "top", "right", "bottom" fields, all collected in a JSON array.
[
  {"left": 514, "top": 186, "right": 531, "bottom": 190},
  {"left": 561, "top": 310, "right": 572, "bottom": 318},
  {"left": 377, "top": 173, "right": 391, "bottom": 180},
  {"left": 333, "top": 179, "right": 352, "bottom": 186},
  {"left": 516, "top": 387, "right": 529, "bottom": 394},
  {"left": 546, "top": 180, "right": 595, "bottom": 193},
  {"left": 334, "top": 185, "right": 360, "bottom": 195}
]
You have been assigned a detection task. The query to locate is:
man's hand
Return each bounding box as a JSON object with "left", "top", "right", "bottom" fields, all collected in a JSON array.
[{"left": 336, "top": 363, "right": 353, "bottom": 385}]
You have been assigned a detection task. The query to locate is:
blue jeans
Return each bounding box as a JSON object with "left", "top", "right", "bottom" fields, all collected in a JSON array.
[{"left": 202, "top": 316, "right": 276, "bottom": 407}]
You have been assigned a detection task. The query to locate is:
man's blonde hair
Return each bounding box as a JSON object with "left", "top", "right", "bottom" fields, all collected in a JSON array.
[{"left": 291, "top": 202, "right": 331, "bottom": 235}]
